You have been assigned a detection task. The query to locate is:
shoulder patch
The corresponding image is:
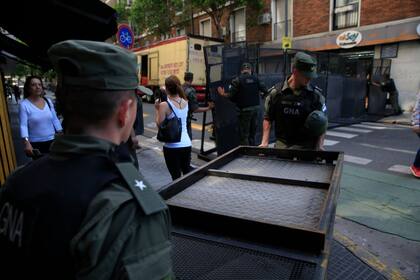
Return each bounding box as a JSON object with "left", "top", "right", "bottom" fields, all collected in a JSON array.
[{"left": 115, "top": 162, "right": 167, "bottom": 216}]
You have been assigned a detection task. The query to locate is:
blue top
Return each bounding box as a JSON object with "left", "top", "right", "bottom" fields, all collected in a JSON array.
[
  {"left": 164, "top": 98, "right": 192, "bottom": 149},
  {"left": 19, "top": 98, "right": 63, "bottom": 142}
]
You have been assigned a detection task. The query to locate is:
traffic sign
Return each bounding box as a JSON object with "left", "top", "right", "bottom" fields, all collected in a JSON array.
[
  {"left": 117, "top": 24, "right": 134, "bottom": 49},
  {"left": 282, "top": 36, "right": 292, "bottom": 49}
]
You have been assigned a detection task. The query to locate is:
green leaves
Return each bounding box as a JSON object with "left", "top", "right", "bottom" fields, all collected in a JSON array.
[{"left": 127, "top": 0, "right": 263, "bottom": 37}]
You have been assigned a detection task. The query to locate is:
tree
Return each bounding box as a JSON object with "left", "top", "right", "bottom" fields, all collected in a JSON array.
[
  {"left": 129, "top": 0, "right": 263, "bottom": 39},
  {"left": 114, "top": 1, "right": 130, "bottom": 23},
  {"left": 191, "top": 0, "right": 263, "bottom": 39},
  {"left": 130, "top": 0, "right": 184, "bottom": 36}
]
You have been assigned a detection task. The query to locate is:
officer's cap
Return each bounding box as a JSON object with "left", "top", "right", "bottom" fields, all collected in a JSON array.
[
  {"left": 241, "top": 62, "right": 252, "bottom": 71},
  {"left": 293, "top": 52, "right": 317, "bottom": 79},
  {"left": 184, "top": 72, "right": 194, "bottom": 81},
  {"left": 48, "top": 40, "right": 139, "bottom": 90}
]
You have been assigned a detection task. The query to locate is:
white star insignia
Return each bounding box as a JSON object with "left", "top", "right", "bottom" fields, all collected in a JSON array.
[{"left": 134, "top": 180, "right": 147, "bottom": 191}]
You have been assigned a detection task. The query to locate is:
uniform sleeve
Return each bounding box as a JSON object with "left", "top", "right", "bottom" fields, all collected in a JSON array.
[
  {"left": 226, "top": 78, "right": 239, "bottom": 99},
  {"left": 71, "top": 182, "right": 173, "bottom": 280},
  {"left": 19, "top": 102, "right": 29, "bottom": 139},
  {"left": 314, "top": 91, "right": 327, "bottom": 114},
  {"left": 187, "top": 88, "right": 199, "bottom": 113},
  {"left": 264, "top": 88, "right": 277, "bottom": 121}
]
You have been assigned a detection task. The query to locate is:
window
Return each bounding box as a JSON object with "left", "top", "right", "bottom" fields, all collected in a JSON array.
[
  {"left": 200, "top": 18, "right": 212, "bottom": 37},
  {"left": 230, "top": 8, "right": 246, "bottom": 42},
  {"left": 333, "top": 0, "right": 359, "bottom": 30},
  {"left": 176, "top": 27, "right": 186, "bottom": 36},
  {"left": 273, "top": 0, "right": 292, "bottom": 41}
]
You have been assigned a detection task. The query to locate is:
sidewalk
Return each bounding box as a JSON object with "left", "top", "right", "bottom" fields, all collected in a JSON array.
[{"left": 378, "top": 112, "right": 412, "bottom": 126}]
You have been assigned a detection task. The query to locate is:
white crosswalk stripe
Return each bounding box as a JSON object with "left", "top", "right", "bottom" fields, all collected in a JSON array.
[
  {"left": 344, "top": 155, "right": 372, "bottom": 165},
  {"left": 326, "top": 131, "right": 358, "bottom": 139},
  {"left": 324, "top": 139, "right": 339, "bottom": 146},
  {"left": 388, "top": 165, "right": 411, "bottom": 175},
  {"left": 352, "top": 124, "right": 387, "bottom": 130},
  {"left": 334, "top": 127, "right": 372, "bottom": 133}
]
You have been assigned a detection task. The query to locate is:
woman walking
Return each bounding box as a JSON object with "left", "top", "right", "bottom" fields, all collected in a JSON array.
[
  {"left": 19, "top": 76, "right": 62, "bottom": 158},
  {"left": 155, "top": 75, "right": 192, "bottom": 180}
]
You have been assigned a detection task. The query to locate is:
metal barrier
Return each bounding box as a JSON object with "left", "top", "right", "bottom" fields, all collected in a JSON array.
[{"left": 199, "top": 43, "right": 373, "bottom": 157}]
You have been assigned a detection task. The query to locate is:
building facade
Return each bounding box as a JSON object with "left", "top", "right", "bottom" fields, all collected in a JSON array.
[{"left": 106, "top": 0, "right": 420, "bottom": 110}]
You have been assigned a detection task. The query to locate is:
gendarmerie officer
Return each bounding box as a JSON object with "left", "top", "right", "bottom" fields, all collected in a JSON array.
[
  {"left": 217, "top": 62, "right": 268, "bottom": 145},
  {"left": 0, "top": 40, "right": 173, "bottom": 280},
  {"left": 260, "top": 52, "right": 328, "bottom": 150},
  {"left": 183, "top": 72, "right": 213, "bottom": 140}
]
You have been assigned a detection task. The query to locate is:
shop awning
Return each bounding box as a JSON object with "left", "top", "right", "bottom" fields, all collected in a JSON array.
[{"left": 0, "top": 0, "right": 118, "bottom": 69}]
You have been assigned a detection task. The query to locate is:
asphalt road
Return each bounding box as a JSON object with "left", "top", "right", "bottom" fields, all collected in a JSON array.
[{"left": 142, "top": 101, "right": 419, "bottom": 175}]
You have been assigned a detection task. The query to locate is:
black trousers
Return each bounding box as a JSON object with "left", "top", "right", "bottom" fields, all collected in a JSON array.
[
  {"left": 163, "top": 146, "right": 192, "bottom": 180},
  {"left": 31, "top": 140, "right": 54, "bottom": 155}
]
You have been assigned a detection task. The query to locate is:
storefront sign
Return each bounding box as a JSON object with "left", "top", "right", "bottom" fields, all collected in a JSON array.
[
  {"left": 336, "top": 30, "right": 362, "bottom": 49},
  {"left": 416, "top": 23, "right": 420, "bottom": 36},
  {"left": 117, "top": 24, "right": 134, "bottom": 49}
]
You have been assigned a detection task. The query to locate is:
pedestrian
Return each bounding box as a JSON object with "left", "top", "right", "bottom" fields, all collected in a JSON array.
[
  {"left": 19, "top": 76, "right": 63, "bottom": 158},
  {"left": 410, "top": 91, "right": 420, "bottom": 178},
  {"left": 0, "top": 40, "right": 173, "bottom": 279},
  {"left": 13, "top": 84, "right": 20, "bottom": 103},
  {"left": 217, "top": 62, "right": 268, "bottom": 145},
  {"left": 183, "top": 71, "right": 214, "bottom": 140},
  {"left": 156, "top": 75, "right": 192, "bottom": 180},
  {"left": 259, "top": 52, "right": 328, "bottom": 150},
  {"left": 381, "top": 73, "right": 402, "bottom": 115}
]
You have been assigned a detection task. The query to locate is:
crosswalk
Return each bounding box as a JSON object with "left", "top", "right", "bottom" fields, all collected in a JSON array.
[
  {"left": 323, "top": 122, "right": 413, "bottom": 175},
  {"left": 145, "top": 120, "right": 413, "bottom": 176}
]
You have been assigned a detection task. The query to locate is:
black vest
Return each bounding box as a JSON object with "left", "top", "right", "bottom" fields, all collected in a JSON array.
[
  {"left": 233, "top": 74, "right": 260, "bottom": 109},
  {"left": 272, "top": 87, "right": 319, "bottom": 144},
  {"left": 0, "top": 154, "right": 120, "bottom": 279}
]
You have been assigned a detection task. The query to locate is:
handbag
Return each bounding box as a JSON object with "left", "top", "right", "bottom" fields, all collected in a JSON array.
[{"left": 157, "top": 101, "right": 182, "bottom": 143}]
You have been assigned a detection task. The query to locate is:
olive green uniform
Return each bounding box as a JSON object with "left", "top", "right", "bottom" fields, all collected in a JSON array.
[
  {"left": 226, "top": 73, "right": 267, "bottom": 145},
  {"left": 264, "top": 78, "right": 326, "bottom": 149}
]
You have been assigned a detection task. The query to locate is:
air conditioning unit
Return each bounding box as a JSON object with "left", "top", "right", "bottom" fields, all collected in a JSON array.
[{"left": 258, "top": 13, "right": 271, "bottom": 25}]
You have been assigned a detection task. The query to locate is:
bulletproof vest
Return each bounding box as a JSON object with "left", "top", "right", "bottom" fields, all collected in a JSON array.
[
  {"left": 233, "top": 74, "right": 260, "bottom": 109},
  {"left": 272, "top": 88, "right": 319, "bottom": 144},
  {"left": 0, "top": 154, "right": 120, "bottom": 279}
]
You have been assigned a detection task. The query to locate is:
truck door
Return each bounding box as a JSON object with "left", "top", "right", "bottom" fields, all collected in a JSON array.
[{"left": 149, "top": 52, "right": 159, "bottom": 84}]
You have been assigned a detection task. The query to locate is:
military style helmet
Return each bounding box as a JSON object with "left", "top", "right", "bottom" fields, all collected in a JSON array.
[{"left": 304, "top": 110, "right": 328, "bottom": 137}]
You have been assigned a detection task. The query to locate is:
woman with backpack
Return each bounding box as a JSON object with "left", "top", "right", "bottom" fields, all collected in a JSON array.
[{"left": 155, "top": 75, "right": 192, "bottom": 180}]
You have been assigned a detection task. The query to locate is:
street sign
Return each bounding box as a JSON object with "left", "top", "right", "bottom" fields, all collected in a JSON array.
[
  {"left": 282, "top": 36, "right": 292, "bottom": 49},
  {"left": 117, "top": 24, "right": 134, "bottom": 49}
]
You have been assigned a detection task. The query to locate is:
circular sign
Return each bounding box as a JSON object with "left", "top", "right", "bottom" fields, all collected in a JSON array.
[
  {"left": 416, "top": 23, "right": 420, "bottom": 36},
  {"left": 117, "top": 24, "right": 134, "bottom": 49},
  {"left": 336, "top": 30, "right": 362, "bottom": 49}
]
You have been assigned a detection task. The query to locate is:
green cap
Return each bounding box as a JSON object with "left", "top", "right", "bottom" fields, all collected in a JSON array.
[
  {"left": 184, "top": 72, "right": 194, "bottom": 81},
  {"left": 304, "top": 110, "right": 328, "bottom": 137},
  {"left": 241, "top": 62, "right": 252, "bottom": 71},
  {"left": 48, "top": 40, "right": 139, "bottom": 90},
  {"left": 293, "top": 52, "right": 317, "bottom": 79}
]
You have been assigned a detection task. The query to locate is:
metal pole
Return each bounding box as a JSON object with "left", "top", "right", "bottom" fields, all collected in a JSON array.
[{"left": 284, "top": 0, "right": 288, "bottom": 37}]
